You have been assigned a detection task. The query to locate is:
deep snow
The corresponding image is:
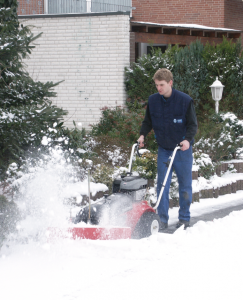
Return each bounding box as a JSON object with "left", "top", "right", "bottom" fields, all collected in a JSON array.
[
  {"left": 1, "top": 194, "right": 243, "bottom": 300},
  {"left": 1, "top": 148, "right": 243, "bottom": 300}
]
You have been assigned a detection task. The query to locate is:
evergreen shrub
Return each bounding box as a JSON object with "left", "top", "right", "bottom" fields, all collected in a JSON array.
[
  {"left": 89, "top": 135, "right": 131, "bottom": 168},
  {"left": 90, "top": 38, "right": 243, "bottom": 186},
  {"left": 0, "top": 0, "right": 87, "bottom": 176},
  {"left": 92, "top": 164, "right": 114, "bottom": 194},
  {"left": 172, "top": 40, "right": 208, "bottom": 111},
  {"left": 194, "top": 112, "right": 243, "bottom": 162},
  {"left": 125, "top": 38, "right": 243, "bottom": 123},
  {"left": 202, "top": 38, "right": 243, "bottom": 116},
  {"left": 124, "top": 48, "right": 167, "bottom": 109},
  {"left": 132, "top": 152, "right": 157, "bottom": 180},
  {"left": 193, "top": 152, "right": 215, "bottom": 179},
  {"left": 91, "top": 107, "right": 158, "bottom": 152}
]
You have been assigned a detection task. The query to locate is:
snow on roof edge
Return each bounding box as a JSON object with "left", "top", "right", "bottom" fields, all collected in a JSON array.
[{"left": 131, "top": 21, "right": 241, "bottom": 32}]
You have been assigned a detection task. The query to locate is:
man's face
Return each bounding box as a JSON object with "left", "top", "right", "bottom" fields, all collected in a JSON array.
[{"left": 154, "top": 79, "right": 173, "bottom": 98}]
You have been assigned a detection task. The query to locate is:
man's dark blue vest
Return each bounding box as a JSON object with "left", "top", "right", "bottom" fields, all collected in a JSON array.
[{"left": 148, "top": 88, "right": 192, "bottom": 150}]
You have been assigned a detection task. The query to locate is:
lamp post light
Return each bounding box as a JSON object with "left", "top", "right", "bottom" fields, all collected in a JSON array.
[{"left": 210, "top": 77, "right": 225, "bottom": 114}]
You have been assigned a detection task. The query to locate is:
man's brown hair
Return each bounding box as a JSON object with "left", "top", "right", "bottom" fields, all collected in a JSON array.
[{"left": 153, "top": 68, "right": 173, "bottom": 82}]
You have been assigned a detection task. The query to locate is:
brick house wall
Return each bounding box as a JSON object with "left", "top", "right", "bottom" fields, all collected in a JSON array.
[
  {"left": 18, "top": 0, "right": 44, "bottom": 15},
  {"left": 132, "top": 0, "right": 225, "bottom": 28},
  {"left": 19, "top": 13, "right": 130, "bottom": 129},
  {"left": 131, "top": 0, "right": 243, "bottom": 53},
  {"left": 225, "top": 0, "right": 243, "bottom": 31}
]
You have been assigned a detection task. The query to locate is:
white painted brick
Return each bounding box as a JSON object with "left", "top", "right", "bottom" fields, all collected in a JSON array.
[{"left": 21, "top": 14, "right": 130, "bottom": 129}]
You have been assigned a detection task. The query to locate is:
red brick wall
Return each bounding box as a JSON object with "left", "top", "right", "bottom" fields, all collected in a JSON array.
[
  {"left": 134, "top": 32, "right": 236, "bottom": 46},
  {"left": 130, "top": 32, "right": 136, "bottom": 62},
  {"left": 18, "top": 0, "right": 44, "bottom": 15},
  {"left": 225, "top": 0, "right": 243, "bottom": 31},
  {"left": 132, "top": 0, "right": 225, "bottom": 28}
]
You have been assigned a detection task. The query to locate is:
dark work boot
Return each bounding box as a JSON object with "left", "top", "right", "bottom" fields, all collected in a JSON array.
[
  {"left": 176, "top": 220, "right": 190, "bottom": 230},
  {"left": 159, "top": 222, "right": 168, "bottom": 231}
]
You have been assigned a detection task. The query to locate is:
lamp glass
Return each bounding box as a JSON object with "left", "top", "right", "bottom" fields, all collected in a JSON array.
[{"left": 211, "top": 86, "right": 223, "bottom": 101}]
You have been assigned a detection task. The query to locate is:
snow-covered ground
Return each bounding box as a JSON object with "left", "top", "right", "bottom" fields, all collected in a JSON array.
[
  {"left": 1, "top": 189, "right": 243, "bottom": 300},
  {"left": 1, "top": 147, "right": 243, "bottom": 300}
]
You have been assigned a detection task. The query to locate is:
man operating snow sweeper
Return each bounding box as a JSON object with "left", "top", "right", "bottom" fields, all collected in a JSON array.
[{"left": 137, "top": 68, "right": 198, "bottom": 230}]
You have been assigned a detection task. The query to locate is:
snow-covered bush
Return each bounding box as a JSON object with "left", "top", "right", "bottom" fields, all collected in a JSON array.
[
  {"left": 91, "top": 106, "right": 158, "bottom": 152},
  {"left": 0, "top": 1, "right": 88, "bottom": 177},
  {"left": 194, "top": 112, "right": 243, "bottom": 162},
  {"left": 227, "top": 163, "right": 237, "bottom": 173},
  {"left": 125, "top": 38, "right": 243, "bottom": 124},
  {"left": 92, "top": 164, "right": 114, "bottom": 193},
  {"left": 125, "top": 47, "right": 167, "bottom": 109},
  {"left": 203, "top": 38, "right": 243, "bottom": 116},
  {"left": 132, "top": 152, "right": 157, "bottom": 179},
  {"left": 193, "top": 152, "right": 215, "bottom": 179},
  {"left": 169, "top": 172, "right": 179, "bottom": 204},
  {"left": 172, "top": 40, "right": 208, "bottom": 110}
]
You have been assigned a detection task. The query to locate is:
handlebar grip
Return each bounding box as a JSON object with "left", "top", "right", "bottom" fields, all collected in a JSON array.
[{"left": 135, "top": 142, "right": 141, "bottom": 157}]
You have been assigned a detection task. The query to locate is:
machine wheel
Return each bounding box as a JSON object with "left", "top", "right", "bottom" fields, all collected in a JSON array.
[{"left": 131, "top": 211, "right": 161, "bottom": 239}]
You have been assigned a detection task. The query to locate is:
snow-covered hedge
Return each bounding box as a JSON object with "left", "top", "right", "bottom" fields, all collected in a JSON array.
[
  {"left": 125, "top": 38, "right": 243, "bottom": 121},
  {"left": 194, "top": 112, "right": 243, "bottom": 163}
]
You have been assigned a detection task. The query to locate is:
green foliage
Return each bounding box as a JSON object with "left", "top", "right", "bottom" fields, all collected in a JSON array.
[
  {"left": 0, "top": 0, "right": 19, "bottom": 31},
  {"left": 132, "top": 151, "right": 157, "bottom": 179},
  {"left": 125, "top": 38, "right": 243, "bottom": 124},
  {"left": 91, "top": 106, "right": 126, "bottom": 136},
  {"left": 0, "top": 79, "right": 73, "bottom": 175},
  {"left": 91, "top": 106, "right": 158, "bottom": 152},
  {"left": 60, "top": 123, "right": 87, "bottom": 153},
  {"left": 87, "top": 38, "right": 243, "bottom": 196},
  {"left": 92, "top": 164, "right": 113, "bottom": 193},
  {"left": 80, "top": 135, "right": 131, "bottom": 194},
  {"left": 89, "top": 135, "right": 130, "bottom": 168},
  {"left": 169, "top": 172, "right": 179, "bottom": 203},
  {"left": 202, "top": 38, "right": 243, "bottom": 117},
  {"left": 194, "top": 112, "right": 243, "bottom": 163},
  {"left": 124, "top": 46, "right": 183, "bottom": 109},
  {"left": 193, "top": 152, "right": 215, "bottom": 179},
  {"left": 125, "top": 48, "right": 166, "bottom": 108},
  {"left": 0, "top": 2, "right": 40, "bottom": 86},
  {"left": 0, "top": 1, "right": 87, "bottom": 176},
  {"left": 172, "top": 40, "right": 208, "bottom": 111}
]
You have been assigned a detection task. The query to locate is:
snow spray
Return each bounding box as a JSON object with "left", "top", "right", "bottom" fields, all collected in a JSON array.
[{"left": 5, "top": 147, "right": 86, "bottom": 244}]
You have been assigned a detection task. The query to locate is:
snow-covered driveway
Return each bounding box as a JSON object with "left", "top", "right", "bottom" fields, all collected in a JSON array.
[{"left": 1, "top": 204, "right": 243, "bottom": 300}]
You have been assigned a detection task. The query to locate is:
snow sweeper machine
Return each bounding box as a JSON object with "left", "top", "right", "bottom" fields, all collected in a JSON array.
[{"left": 49, "top": 143, "right": 181, "bottom": 240}]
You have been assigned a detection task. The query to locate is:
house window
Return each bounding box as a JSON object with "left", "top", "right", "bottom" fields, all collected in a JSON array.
[
  {"left": 139, "top": 43, "right": 168, "bottom": 57},
  {"left": 147, "top": 45, "right": 167, "bottom": 55}
]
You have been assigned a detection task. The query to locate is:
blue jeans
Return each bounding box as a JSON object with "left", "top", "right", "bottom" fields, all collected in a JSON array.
[{"left": 157, "top": 146, "right": 193, "bottom": 223}]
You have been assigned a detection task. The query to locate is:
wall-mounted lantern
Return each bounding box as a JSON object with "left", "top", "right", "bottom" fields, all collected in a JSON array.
[{"left": 210, "top": 77, "right": 224, "bottom": 114}]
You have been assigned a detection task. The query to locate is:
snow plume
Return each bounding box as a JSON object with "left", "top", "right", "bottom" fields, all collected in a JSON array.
[
  {"left": 3, "top": 146, "right": 107, "bottom": 245},
  {"left": 5, "top": 148, "right": 75, "bottom": 243}
]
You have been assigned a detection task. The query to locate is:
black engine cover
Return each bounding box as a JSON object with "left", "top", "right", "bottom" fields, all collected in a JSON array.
[{"left": 73, "top": 193, "right": 133, "bottom": 226}]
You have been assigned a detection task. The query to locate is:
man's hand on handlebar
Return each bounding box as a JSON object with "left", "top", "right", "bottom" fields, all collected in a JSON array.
[
  {"left": 137, "top": 135, "right": 144, "bottom": 148},
  {"left": 137, "top": 136, "right": 189, "bottom": 150},
  {"left": 180, "top": 140, "right": 190, "bottom": 151}
]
